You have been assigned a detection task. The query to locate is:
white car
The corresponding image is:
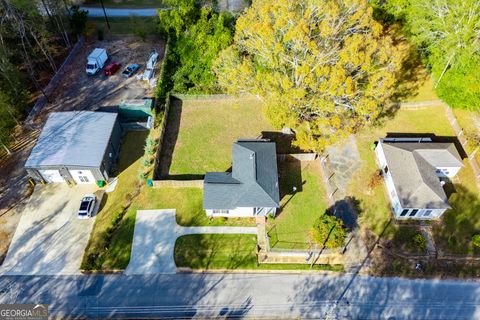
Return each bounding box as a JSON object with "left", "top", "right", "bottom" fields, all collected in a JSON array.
[{"left": 77, "top": 194, "right": 96, "bottom": 219}]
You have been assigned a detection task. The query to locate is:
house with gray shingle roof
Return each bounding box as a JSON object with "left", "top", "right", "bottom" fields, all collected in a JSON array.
[
  {"left": 375, "top": 137, "right": 464, "bottom": 219},
  {"left": 203, "top": 140, "right": 280, "bottom": 217}
]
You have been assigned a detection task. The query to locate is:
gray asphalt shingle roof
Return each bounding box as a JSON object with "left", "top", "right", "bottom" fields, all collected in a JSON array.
[
  {"left": 25, "top": 111, "right": 118, "bottom": 168},
  {"left": 380, "top": 140, "right": 463, "bottom": 209},
  {"left": 203, "top": 140, "right": 280, "bottom": 210}
]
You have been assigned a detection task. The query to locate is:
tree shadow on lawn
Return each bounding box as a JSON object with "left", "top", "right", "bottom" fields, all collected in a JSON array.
[
  {"left": 261, "top": 131, "right": 305, "bottom": 154},
  {"left": 434, "top": 185, "right": 480, "bottom": 256},
  {"left": 155, "top": 97, "right": 183, "bottom": 179},
  {"left": 114, "top": 130, "right": 150, "bottom": 175},
  {"left": 278, "top": 158, "right": 304, "bottom": 202}
]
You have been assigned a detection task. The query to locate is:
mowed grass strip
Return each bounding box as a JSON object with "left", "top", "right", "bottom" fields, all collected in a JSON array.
[
  {"left": 174, "top": 234, "right": 343, "bottom": 271},
  {"left": 134, "top": 187, "right": 256, "bottom": 227},
  {"left": 168, "top": 97, "right": 273, "bottom": 175},
  {"left": 268, "top": 160, "right": 329, "bottom": 249},
  {"left": 82, "top": 131, "right": 148, "bottom": 270}
]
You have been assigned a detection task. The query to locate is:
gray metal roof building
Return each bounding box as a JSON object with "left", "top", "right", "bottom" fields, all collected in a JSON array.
[
  {"left": 203, "top": 140, "right": 280, "bottom": 210},
  {"left": 25, "top": 111, "right": 122, "bottom": 184},
  {"left": 380, "top": 141, "right": 463, "bottom": 209}
]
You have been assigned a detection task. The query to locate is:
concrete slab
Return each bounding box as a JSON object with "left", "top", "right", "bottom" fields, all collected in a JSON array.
[
  {"left": 125, "top": 210, "right": 257, "bottom": 275},
  {"left": 0, "top": 184, "right": 98, "bottom": 275}
]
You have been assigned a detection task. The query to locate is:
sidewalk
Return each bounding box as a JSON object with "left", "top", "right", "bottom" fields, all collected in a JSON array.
[{"left": 125, "top": 209, "right": 257, "bottom": 275}]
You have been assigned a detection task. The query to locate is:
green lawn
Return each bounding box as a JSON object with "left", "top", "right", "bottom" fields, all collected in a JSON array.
[
  {"left": 167, "top": 97, "right": 274, "bottom": 175},
  {"left": 83, "top": 0, "right": 166, "bottom": 8},
  {"left": 402, "top": 77, "right": 439, "bottom": 103},
  {"left": 134, "top": 187, "right": 256, "bottom": 227},
  {"left": 174, "top": 234, "right": 343, "bottom": 271},
  {"left": 267, "top": 160, "right": 329, "bottom": 249},
  {"left": 347, "top": 106, "right": 478, "bottom": 242}
]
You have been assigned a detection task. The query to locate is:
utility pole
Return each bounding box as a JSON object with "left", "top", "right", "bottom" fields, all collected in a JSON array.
[{"left": 99, "top": 0, "right": 110, "bottom": 30}]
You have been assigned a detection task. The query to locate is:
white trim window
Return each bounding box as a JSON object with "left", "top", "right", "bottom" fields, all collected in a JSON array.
[
  {"left": 212, "top": 209, "right": 229, "bottom": 214},
  {"left": 423, "top": 209, "right": 433, "bottom": 217}
]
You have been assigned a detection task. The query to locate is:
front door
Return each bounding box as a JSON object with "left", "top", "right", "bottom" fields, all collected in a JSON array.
[{"left": 69, "top": 169, "right": 96, "bottom": 184}]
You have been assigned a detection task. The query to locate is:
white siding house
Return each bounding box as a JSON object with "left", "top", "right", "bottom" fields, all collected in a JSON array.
[
  {"left": 203, "top": 140, "right": 280, "bottom": 218},
  {"left": 375, "top": 138, "right": 464, "bottom": 220}
]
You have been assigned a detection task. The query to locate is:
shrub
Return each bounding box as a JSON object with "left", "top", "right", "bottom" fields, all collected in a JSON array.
[
  {"left": 142, "top": 157, "right": 152, "bottom": 167},
  {"left": 411, "top": 233, "right": 426, "bottom": 251},
  {"left": 367, "top": 169, "right": 383, "bottom": 191},
  {"left": 138, "top": 171, "right": 148, "bottom": 181},
  {"left": 472, "top": 234, "right": 480, "bottom": 248},
  {"left": 310, "top": 214, "right": 346, "bottom": 248}
]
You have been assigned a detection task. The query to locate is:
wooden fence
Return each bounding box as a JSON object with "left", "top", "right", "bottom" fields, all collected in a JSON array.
[
  {"left": 278, "top": 153, "right": 317, "bottom": 161},
  {"left": 151, "top": 179, "right": 203, "bottom": 188}
]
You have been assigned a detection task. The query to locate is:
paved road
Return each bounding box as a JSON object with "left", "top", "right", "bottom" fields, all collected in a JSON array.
[
  {"left": 81, "top": 7, "right": 161, "bottom": 17},
  {"left": 0, "top": 273, "right": 479, "bottom": 319},
  {"left": 125, "top": 210, "right": 257, "bottom": 275}
]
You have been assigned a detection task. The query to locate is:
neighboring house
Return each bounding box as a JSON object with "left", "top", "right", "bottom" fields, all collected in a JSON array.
[
  {"left": 203, "top": 139, "right": 280, "bottom": 217},
  {"left": 25, "top": 111, "right": 121, "bottom": 185},
  {"left": 375, "top": 137, "right": 464, "bottom": 220}
]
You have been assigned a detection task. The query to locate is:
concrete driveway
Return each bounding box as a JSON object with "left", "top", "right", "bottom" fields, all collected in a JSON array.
[
  {"left": 0, "top": 184, "right": 99, "bottom": 275},
  {"left": 125, "top": 210, "right": 257, "bottom": 275}
]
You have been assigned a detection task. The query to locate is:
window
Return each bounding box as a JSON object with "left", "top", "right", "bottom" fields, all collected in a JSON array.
[
  {"left": 400, "top": 209, "right": 409, "bottom": 216},
  {"left": 79, "top": 176, "right": 89, "bottom": 183},
  {"left": 212, "top": 209, "right": 229, "bottom": 214},
  {"left": 409, "top": 209, "right": 419, "bottom": 217},
  {"left": 423, "top": 210, "right": 432, "bottom": 217}
]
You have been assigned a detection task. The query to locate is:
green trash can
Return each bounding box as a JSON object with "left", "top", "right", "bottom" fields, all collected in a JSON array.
[
  {"left": 147, "top": 179, "right": 153, "bottom": 187},
  {"left": 97, "top": 180, "right": 105, "bottom": 187}
]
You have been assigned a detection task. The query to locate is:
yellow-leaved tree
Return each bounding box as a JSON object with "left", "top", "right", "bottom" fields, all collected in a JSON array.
[{"left": 213, "top": 0, "right": 404, "bottom": 152}]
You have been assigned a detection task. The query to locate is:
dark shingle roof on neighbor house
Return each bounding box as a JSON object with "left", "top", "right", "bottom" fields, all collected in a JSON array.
[
  {"left": 25, "top": 111, "right": 118, "bottom": 168},
  {"left": 379, "top": 139, "right": 463, "bottom": 209},
  {"left": 203, "top": 140, "right": 280, "bottom": 210}
]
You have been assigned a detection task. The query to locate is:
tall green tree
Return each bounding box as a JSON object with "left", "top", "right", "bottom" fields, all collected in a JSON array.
[
  {"left": 374, "top": 0, "right": 480, "bottom": 110},
  {"left": 214, "top": 0, "right": 404, "bottom": 152},
  {"left": 158, "top": 0, "right": 234, "bottom": 93},
  {"left": 172, "top": 9, "right": 233, "bottom": 93}
]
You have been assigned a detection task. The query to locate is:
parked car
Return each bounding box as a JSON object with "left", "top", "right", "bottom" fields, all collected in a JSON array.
[
  {"left": 104, "top": 62, "right": 121, "bottom": 76},
  {"left": 77, "top": 194, "right": 96, "bottom": 219},
  {"left": 86, "top": 48, "right": 108, "bottom": 75},
  {"left": 121, "top": 64, "right": 140, "bottom": 78}
]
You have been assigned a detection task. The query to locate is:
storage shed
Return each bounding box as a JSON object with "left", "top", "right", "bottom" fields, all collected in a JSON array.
[{"left": 25, "top": 111, "right": 121, "bottom": 185}]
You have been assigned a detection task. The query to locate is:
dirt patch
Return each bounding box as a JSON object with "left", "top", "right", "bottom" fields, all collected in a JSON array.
[{"left": 35, "top": 36, "right": 165, "bottom": 126}]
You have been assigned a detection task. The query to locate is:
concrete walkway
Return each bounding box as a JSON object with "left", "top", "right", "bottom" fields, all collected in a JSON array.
[
  {"left": 80, "top": 7, "right": 162, "bottom": 17},
  {"left": 125, "top": 210, "right": 257, "bottom": 275},
  {"left": 324, "top": 135, "right": 361, "bottom": 201}
]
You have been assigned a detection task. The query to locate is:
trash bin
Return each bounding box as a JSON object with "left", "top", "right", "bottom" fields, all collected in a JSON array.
[
  {"left": 97, "top": 180, "right": 105, "bottom": 187},
  {"left": 147, "top": 179, "right": 153, "bottom": 187}
]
